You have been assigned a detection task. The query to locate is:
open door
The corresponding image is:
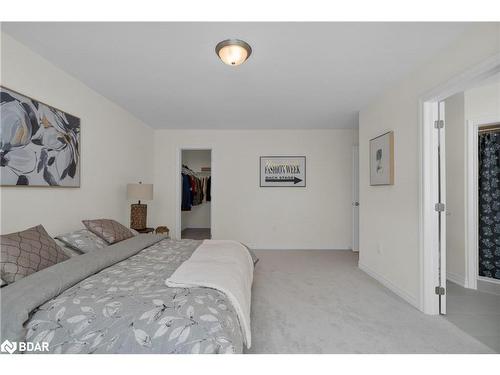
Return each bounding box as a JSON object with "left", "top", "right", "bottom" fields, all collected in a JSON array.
[
  {"left": 435, "top": 101, "right": 447, "bottom": 314},
  {"left": 352, "top": 145, "right": 359, "bottom": 252}
]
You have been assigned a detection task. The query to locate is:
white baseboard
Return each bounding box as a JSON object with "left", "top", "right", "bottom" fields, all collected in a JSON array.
[
  {"left": 358, "top": 262, "right": 420, "bottom": 310},
  {"left": 446, "top": 271, "right": 466, "bottom": 287}
]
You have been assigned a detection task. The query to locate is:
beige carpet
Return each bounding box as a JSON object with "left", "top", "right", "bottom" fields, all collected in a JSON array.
[{"left": 247, "top": 250, "right": 495, "bottom": 353}]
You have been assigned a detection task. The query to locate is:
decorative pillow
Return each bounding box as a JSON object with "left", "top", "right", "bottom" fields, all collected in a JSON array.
[
  {"left": 0, "top": 225, "right": 69, "bottom": 284},
  {"left": 56, "top": 229, "right": 108, "bottom": 253},
  {"left": 82, "top": 219, "right": 134, "bottom": 244}
]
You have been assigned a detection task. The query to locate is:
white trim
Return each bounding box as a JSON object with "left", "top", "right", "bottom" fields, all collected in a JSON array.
[
  {"left": 359, "top": 262, "right": 419, "bottom": 309},
  {"left": 477, "top": 276, "right": 500, "bottom": 286},
  {"left": 466, "top": 116, "right": 500, "bottom": 290},
  {"left": 420, "top": 53, "right": 500, "bottom": 102},
  {"left": 446, "top": 271, "right": 466, "bottom": 287},
  {"left": 419, "top": 100, "right": 441, "bottom": 315},
  {"left": 176, "top": 146, "right": 214, "bottom": 240},
  {"left": 419, "top": 53, "right": 500, "bottom": 315}
]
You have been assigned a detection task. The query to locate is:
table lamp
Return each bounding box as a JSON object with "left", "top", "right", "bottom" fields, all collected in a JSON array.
[{"left": 127, "top": 182, "right": 153, "bottom": 230}]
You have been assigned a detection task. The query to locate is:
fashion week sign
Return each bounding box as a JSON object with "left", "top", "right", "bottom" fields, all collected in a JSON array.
[{"left": 260, "top": 156, "right": 306, "bottom": 187}]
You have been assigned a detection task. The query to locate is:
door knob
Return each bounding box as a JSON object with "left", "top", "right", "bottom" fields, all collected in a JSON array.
[{"left": 353, "top": 202, "right": 359, "bottom": 206}]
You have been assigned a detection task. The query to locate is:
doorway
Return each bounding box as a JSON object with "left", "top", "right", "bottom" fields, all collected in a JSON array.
[
  {"left": 421, "top": 67, "right": 500, "bottom": 352},
  {"left": 179, "top": 149, "right": 212, "bottom": 240},
  {"left": 420, "top": 54, "right": 500, "bottom": 316}
]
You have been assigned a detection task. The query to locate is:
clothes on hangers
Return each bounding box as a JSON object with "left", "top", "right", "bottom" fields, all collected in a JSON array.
[
  {"left": 206, "top": 176, "right": 211, "bottom": 202},
  {"left": 181, "top": 165, "right": 211, "bottom": 210},
  {"left": 181, "top": 173, "right": 192, "bottom": 211}
]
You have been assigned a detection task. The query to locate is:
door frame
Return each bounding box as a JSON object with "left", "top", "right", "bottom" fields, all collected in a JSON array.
[
  {"left": 466, "top": 116, "right": 500, "bottom": 290},
  {"left": 419, "top": 53, "right": 500, "bottom": 315},
  {"left": 176, "top": 146, "right": 214, "bottom": 240}
]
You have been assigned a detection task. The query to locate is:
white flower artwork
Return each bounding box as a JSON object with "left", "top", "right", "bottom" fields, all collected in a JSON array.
[
  {"left": 0, "top": 86, "right": 80, "bottom": 187},
  {"left": 369, "top": 131, "right": 394, "bottom": 186}
]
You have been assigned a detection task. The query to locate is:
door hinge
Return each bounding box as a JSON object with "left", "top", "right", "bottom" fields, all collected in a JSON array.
[
  {"left": 435, "top": 203, "right": 445, "bottom": 212},
  {"left": 434, "top": 120, "right": 444, "bottom": 129},
  {"left": 435, "top": 286, "right": 446, "bottom": 295}
]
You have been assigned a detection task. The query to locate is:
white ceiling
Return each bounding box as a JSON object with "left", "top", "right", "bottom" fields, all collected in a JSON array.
[{"left": 2, "top": 22, "right": 471, "bottom": 129}]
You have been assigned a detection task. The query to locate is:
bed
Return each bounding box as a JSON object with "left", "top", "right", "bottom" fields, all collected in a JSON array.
[{"left": 1, "top": 234, "right": 252, "bottom": 354}]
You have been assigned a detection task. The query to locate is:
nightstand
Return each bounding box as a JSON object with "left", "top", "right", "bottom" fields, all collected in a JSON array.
[
  {"left": 155, "top": 226, "right": 169, "bottom": 235},
  {"left": 135, "top": 227, "right": 155, "bottom": 234}
]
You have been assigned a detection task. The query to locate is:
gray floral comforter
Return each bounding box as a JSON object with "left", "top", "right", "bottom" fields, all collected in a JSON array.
[{"left": 23, "top": 239, "right": 244, "bottom": 354}]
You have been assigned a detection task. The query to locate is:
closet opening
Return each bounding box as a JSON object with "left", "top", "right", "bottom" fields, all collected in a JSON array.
[
  {"left": 179, "top": 149, "right": 212, "bottom": 240},
  {"left": 421, "top": 67, "right": 500, "bottom": 352}
]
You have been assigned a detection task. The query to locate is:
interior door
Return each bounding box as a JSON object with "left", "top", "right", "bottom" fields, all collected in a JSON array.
[
  {"left": 352, "top": 145, "right": 359, "bottom": 252},
  {"left": 436, "top": 101, "right": 447, "bottom": 314}
]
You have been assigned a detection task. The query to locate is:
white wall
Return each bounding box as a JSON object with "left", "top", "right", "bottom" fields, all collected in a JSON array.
[
  {"left": 465, "top": 76, "right": 500, "bottom": 120},
  {"left": 444, "top": 92, "right": 467, "bottom": 286},
  {"left": 358, "top": 23, "right": 500, "bottom": 308},
  {"left": 181, "top": 150, "right": 211, "bottom": 230},
  {"left": 0, "top": 32, "right": 154, "bottom": 236},
  {"left": 152, "top": 129, "right": 355, "bottom": 250}
]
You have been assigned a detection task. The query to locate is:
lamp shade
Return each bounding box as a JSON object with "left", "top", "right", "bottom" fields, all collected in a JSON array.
[{"left": 127, "top": 183, "right": 153, "bottom": 201}]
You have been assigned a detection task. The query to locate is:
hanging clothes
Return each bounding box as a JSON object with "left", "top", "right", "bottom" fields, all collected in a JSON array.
[
  {"left": 478, "top": 131, "right": 500, "bottom": 280},
  {"left": 181, "top": 173, "right": 192, "bottom": 211},
  {"left": 206, "top": 176, "right": 211, "bottom": 202},
  {"left": 181, "top": 165, "right": 211, "bottom": 208}
]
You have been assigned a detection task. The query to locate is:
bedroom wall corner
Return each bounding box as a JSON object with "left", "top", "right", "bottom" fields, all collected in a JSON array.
[{"left": 0, "top": 31, "right": 155, "bottom": 236}]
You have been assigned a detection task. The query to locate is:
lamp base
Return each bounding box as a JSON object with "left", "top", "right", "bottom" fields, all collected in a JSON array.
[{"left": 130, "top": 203, "right": 147, "bottom": 230}]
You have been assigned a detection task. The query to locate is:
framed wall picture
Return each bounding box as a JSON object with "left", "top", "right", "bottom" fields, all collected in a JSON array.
[
  {"left": 260, "top": 156, "right": 306, "bottom": 187},
  {"left": 0, "top": 86, "right": 80, "bottom": 187},
  {"left": 369, "top": 131, "right": 394, "bottom": 186}
]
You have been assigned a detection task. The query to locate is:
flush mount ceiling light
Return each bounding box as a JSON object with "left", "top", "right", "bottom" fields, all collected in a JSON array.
[{"left": 215, "top": 39, "right": 252, "bottom": 66}]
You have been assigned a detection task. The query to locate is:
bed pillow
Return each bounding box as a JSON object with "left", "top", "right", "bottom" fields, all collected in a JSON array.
[
  {"left": 54, "top": 239, "right": 84, "bottom": 257},
  {"left": 82, "top": 219, "right": 134, "bottom": 244},
  {"left": 56, "top": 229, "right": 108, "bottom": 253},
  {"left": 0, "top": 225, "right": 69, "bottom": 284}
]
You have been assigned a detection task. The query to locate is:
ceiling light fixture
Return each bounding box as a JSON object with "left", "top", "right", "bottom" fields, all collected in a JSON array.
[{"left": 215, "top": 39, "right": 252, "bottom": 66}]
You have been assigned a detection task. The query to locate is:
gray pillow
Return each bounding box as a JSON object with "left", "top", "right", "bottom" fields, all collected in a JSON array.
[
  {"left": 0, "top": 225, "right": 69, "bottom": 284},
  {"left": 56, "top": 229, "right": 108, "bottom": 253},
  {"left": 54, "top": 238, "right": 85, "bottom": 257}
]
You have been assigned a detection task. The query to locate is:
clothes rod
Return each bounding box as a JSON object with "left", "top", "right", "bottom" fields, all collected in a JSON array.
[{"left": 478, "top": 123, "right": 500, "bottom": 133}]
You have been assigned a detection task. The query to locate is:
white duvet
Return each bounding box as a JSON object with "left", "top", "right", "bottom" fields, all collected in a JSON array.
[{"left": 165, "top": 240, "right": 254, "bottom": 348}]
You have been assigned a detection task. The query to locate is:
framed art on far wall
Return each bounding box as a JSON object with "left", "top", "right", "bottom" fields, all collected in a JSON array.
[
  {"left": 0, "top": 86, "right": 80, "bottom": 187},
  {"left": 369, "top": 131, "right": 394, "bottom": 186},
  {"left": 260, "top": 156, "right": 306, "bottom": 187}
]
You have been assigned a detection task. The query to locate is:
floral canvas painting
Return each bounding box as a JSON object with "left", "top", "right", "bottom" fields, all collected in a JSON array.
[{"left": 0, "top": 86, "right": 80, "bottom": 187}]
